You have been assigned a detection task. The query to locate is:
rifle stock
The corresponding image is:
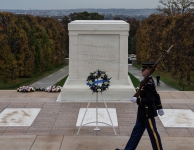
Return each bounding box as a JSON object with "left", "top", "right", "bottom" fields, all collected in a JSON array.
[{"left": 133, "top": 45, "right": 173, "bottom": 97}]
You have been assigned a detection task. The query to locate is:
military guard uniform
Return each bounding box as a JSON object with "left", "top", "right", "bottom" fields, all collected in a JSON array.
[{"left": 116, "top": 62, "right": 164, "bottom": 150}]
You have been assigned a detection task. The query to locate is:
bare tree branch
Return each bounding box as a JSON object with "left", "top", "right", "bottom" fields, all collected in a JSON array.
[{"left": 158, "top": 0, "right": 194, "bottom": 15}]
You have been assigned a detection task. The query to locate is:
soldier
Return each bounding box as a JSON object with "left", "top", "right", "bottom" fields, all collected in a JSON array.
[
  {"left": 116, "top": 62, "right": 164, "bottom": 150},
  {"left": 156, "top": 75, "right": 160, "bottom": 86}
]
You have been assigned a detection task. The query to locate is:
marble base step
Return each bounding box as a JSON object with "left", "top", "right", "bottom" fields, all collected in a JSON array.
[{"left": 56, "top": 76, "right": 135, "bottom": 102}]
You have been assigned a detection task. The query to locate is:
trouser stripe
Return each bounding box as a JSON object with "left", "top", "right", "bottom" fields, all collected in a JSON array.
[{"left": 148, "top": 118, "right": 160, "bottom": 150}]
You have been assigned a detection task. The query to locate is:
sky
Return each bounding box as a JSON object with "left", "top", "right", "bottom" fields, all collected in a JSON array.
[{"left": 0, "top": 0, "right": 159, "bottom": 10}]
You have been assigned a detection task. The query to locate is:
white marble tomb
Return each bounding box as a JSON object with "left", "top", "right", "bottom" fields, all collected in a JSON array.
[
  {"left": 158, "top": 109, "right": 194, "bottom": 127},
  {"left": 76, "top": 108, "right": 118, "bottom": 126},
  {"left": 0, "top": 108, "right": 41, "bottom": 126},
  {"left": 57, "top": 20, "right": 135, "bottom": 101}
]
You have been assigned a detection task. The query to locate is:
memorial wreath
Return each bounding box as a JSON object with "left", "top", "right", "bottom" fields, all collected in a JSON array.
[
  {"left": 17, "top": 86, "right": 36, "bottom": 92},
  {"left": 45, "top": 85, "right": 62, "bottom": 92},
  {"left": 86, "top": 70, "right": 111, "bottom": 93}
]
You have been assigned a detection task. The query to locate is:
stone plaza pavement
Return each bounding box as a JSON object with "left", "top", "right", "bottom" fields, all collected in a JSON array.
[{"left": 0, "top": 90, "right": 194, "bottom": 150}]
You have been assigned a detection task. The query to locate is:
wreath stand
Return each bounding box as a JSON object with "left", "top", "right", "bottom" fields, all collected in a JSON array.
[{"left": 77, "top": 92, "right": 117, "bottom": 135}]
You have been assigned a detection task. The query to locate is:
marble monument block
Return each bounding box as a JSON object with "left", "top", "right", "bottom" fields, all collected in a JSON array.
[{"left": 57, "top": 20, "right": 135, "bottom": 101}]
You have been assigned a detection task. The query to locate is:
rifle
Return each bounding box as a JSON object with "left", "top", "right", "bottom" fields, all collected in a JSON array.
[{"left": 133, "top": 45, "right": 173, "bottom": 97}]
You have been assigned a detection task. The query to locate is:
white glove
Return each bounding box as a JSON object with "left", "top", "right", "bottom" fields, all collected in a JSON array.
[
  {"left": 135, "top": 87, "right": 139, "bottom": 91},
  {"left": 158, "top": 109, "right": 164, "bottom": 116},
  {"left": 131, "top": 97, "right": 137, "bottom": 103}
]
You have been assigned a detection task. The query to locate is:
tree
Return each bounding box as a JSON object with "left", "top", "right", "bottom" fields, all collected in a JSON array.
[
  {"left": 157, "top": 0, "right": 194, "bottom": 15},
  {"left": 135, "top": 13, "right": 194, "bottom": 90},
  {"left": 126, "top": 18, "right": 140, "bottom": 54},
  {"left": 68, "top": 11, "right": 104, "bottom": 21},
  {"left": 60, "top": 16, "right": 69, "bottom": 57},
  {"left": 0, "top": 12, "right": 67, "bottom": 83},
  {"left": 36, "top": 17, "right": 67, "bottom": 69},
  {"left": 0, "top": 12, "right": 18, "bottom": 83}
]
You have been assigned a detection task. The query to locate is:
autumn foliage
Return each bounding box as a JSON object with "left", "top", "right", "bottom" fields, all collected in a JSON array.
[
  {"left": 136, "top": 13, "right": 194, "bottom": 89},
  {"left": 0, "top": 12, "right": 67, "bottom": 84}
]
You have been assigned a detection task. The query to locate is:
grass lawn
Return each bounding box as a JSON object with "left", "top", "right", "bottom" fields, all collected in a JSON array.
[
  {"left": 133, "top": 63, "right": 194, "bottom": 91},
  {"left": 55, "top": 75, "right": 68, "bottom": 87},
  {"left": 128, "top": 72, "right": 140, "bottom": 88},
  {"left": 0, "top": 63, "right": 68, "bottom": 90}
]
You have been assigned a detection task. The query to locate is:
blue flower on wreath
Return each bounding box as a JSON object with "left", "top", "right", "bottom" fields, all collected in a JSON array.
[{"left": 86, "top": 69, "right": 111, "bottom": 93}]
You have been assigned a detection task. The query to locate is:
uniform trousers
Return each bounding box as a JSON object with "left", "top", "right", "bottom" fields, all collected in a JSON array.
[{"left": 124, "top": 117, "right": 163, "bottom": 150}]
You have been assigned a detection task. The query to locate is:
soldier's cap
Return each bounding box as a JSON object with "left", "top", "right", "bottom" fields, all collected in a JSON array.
[{"left": 141, "top": 62, "right": 155, "bottom": 71}]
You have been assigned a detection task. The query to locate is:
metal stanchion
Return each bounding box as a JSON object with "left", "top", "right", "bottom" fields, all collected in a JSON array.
[
  {"left": 101, "top": 92, "right": 117, "bottom": 135},
  {"left": 77, "top": 93, "right": 93, "bottom": 135},
  {"left": 77, "top": 92, "right": 117, "bottom": 135},
  {"left": 93, "top": 92, "right": 100, "bottom": 131}
]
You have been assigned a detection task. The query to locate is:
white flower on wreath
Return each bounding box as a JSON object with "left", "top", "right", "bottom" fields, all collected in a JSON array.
[
  {"left": 45, "top": 85, "right": 61, "bottom": 92},
  {"left": 97, "top": 88, "right": 101, "bottom": 92},
  {"left": 93, "top": 73, "right": 97, "bottom": 77},
  {"left": 101, "top": 74, "right": 105, "bottom": 77},
  {"left": 89, "top": 80, "right": 93, "bottom": 84},
  {"left": 104, "top": 82, "right": 108, "bottom": 85},
  {"left": 56, "top": 86, "right": 61, "bottom": 90},
  {"left": 17, "top": 86, "right": 35, "bottom": 92},
  {"left": 46, "top": 86, "right": 51, "bottom": 92}
]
